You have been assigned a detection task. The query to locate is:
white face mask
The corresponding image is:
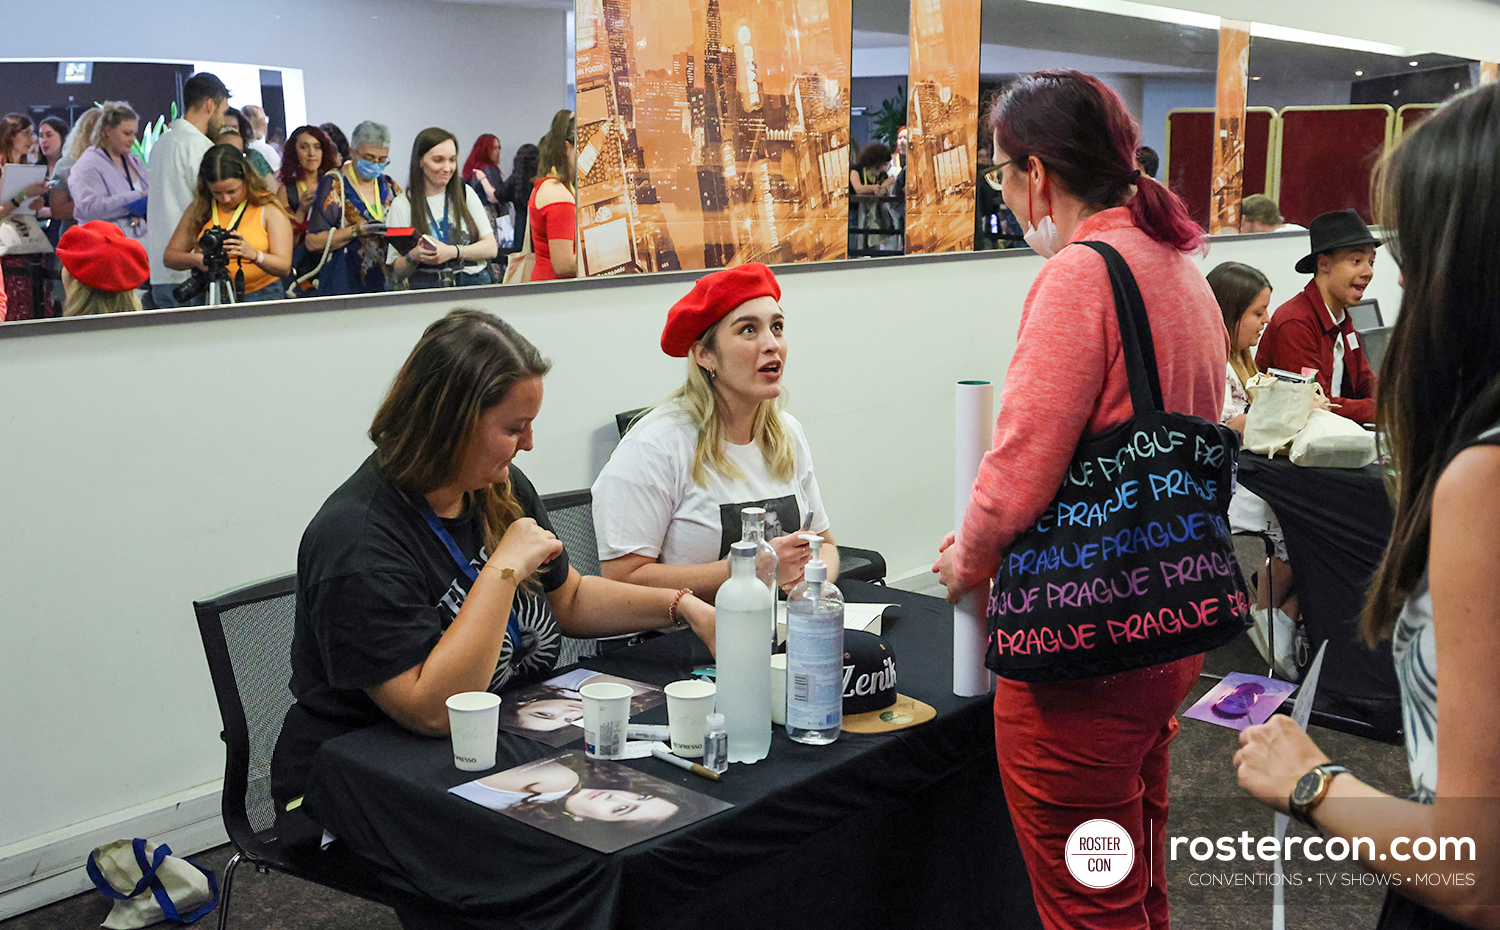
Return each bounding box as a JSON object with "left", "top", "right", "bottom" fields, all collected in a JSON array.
[
  {"left": 1023, "top": 173, "right": 1062, "bottom": 258},
  {"left": 1024, "top": 214, "right": 1062, "bottom": 259}
]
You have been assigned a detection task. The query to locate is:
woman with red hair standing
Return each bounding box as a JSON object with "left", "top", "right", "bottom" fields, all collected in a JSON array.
[
  {"left": 463, "top": 133, "right": 504, "bottom": 210},
  {"left": 933, "top": 71, "right": 1226, "bottom": 929}
]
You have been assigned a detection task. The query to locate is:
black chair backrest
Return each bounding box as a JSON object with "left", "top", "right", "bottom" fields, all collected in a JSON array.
[
  {"left": 539, "top": 489, "right": 603, "bottom": 665},
  {"left": 194, "top": 574, "right": 297, "bottom": 855},
  {"left": 616, "top": 407, "right": 651, "bottom": 438}
]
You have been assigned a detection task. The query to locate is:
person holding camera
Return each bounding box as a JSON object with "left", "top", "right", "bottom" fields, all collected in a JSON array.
[
  {"left": 163, "top": 144, "right": 292, "bottom": 304},
  {"left": 386, "top": 127, "right": 496, "bottom": 289},
  {"left": 147, "top": 72, "right": 229, "bottom": 309}
]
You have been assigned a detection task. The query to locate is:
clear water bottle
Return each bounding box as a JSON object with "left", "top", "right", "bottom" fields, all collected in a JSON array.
[
  {"left": 740, "top": 506, "right": 779, "bottom": 647},
  {"left": 702, "top": 713, "right": 728, "bottom": 774},
  {"left": 716, "top": 541, "right": 773, "bottom": 763},
  {"left": 785, "top": 535, "right": 843, "bottom": 745}
]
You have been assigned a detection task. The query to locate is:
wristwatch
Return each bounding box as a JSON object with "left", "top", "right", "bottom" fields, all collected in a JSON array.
[{"left": 1288, "top": 763, "right": 1350, "bottom": 827}]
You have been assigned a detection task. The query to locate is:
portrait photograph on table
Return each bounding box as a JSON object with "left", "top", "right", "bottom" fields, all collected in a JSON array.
[
  {"left": 498, "top": 670, "right": 666, "bottom": 747},
  {"left": 449, "top": 750, "right": 731, "bottom": 854}
]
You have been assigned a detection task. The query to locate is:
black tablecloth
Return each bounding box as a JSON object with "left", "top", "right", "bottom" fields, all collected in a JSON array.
[
  {"left": 303, "top": 581, "right": 1041, "bottom": 930},
  {"left": 1236, "top": 452, "right": 1401, "bottom": 741}
]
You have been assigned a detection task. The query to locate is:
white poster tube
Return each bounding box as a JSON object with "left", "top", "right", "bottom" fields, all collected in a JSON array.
[{"left": 954, "top": 380, "right": 995, "bottom": 697}]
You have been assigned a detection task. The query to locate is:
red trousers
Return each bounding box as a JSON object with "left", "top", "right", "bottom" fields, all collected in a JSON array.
[{"left": 994, "top": 655, "right": 1202, "bottom": 930}]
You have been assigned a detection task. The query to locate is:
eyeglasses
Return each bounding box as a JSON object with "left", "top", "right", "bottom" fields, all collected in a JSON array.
[
  {"left": 980, "top": 160, "right": 1013, "bottom": 192},
  {"left": 356, "top": 155, "right": 390, "bottom": 167}
]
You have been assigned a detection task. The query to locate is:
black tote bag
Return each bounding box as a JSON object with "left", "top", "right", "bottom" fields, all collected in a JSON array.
[{"left": 984, "top": 241, "right": 1250, "bottom": 682}]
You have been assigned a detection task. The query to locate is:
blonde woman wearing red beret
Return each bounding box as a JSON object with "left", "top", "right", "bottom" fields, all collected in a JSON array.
[
  {"left": 592, "top": 263, "right": 839, "bottom": 601},
  {"left": 56, "top": 220, "right": 149, "bottom": 316}
]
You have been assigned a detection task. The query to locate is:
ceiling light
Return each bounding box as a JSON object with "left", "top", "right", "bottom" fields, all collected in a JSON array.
[
  {"left": 1355, "top": 70, "right": 1364, "bottom": 76},
  {"left": 1250, "top": 76, "right": 1261, "bottom": 81},
  {"left": 1410, "top": 61, "right": 1420, "bottom": 66},
  {"left": 1248, "top": 21, "right": 1423, "bottom": 57}
]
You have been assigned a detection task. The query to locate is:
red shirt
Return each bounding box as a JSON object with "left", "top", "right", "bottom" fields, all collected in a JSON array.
[
  {"left": 951, "top": 208, "right": 1228, "bottom": 587},
  {"left": 1255, "top": 279, "right": 1377, "bottom": 424},
  {"left": 528, "top": 179, "right": 576, "bottom": 281}
]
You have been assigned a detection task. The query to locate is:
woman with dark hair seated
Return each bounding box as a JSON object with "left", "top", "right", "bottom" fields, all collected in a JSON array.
[
  {"left": 163, "top": 144, "right": 294, "bottom": 302},
  {"left": 386, "top": 128, "right": 497, "bottom": 288},
  {"left": 270, "top": 309, "right": 716, "bottom": 820}
]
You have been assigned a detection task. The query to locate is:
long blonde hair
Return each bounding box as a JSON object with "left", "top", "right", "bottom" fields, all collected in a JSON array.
[
  {"left": 63, "top": 276, "right": 142, "bottom": 316},
  {"left": 669, "top": 325, "right": 795, "bottom": 487}
]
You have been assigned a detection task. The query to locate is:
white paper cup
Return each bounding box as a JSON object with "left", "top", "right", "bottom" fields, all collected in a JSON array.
[
  {"left": 445, "top": 691, "right": 501, "bottom": 771},
  {"left": 664, "top": 679, "right": 717, "bottom": 758},
  {"left": 581, "top": 682, "right": 634, "bottom": 760},
  {"left": 770, "top": 654, "right": 788, "bottom": 726}
]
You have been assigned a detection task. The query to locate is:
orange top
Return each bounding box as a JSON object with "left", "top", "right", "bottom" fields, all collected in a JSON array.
[{"left": 202, "top": 202, "right": 277, "bottom": 294}]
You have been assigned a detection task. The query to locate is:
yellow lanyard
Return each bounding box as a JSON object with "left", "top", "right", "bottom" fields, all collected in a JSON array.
[
  {"left": 346, "top": 165, "right": 383, "bottom": 223},
  {"left": 212, "top": 201, "right": 248, "bottom": 231}
]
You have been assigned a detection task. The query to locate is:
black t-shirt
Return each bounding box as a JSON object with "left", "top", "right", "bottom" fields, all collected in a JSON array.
[{"left": 271, "top": 454, "right": 569, "bottom": 805}]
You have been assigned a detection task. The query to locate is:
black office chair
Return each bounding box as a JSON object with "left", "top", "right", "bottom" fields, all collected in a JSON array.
[
  {"left": 538, "top": 489, "right": 615, "bottom": 661},
  {"left": 612, "top": 408, "right": 888, "bottom": 584},
  {"left": 193, "top": 575, "right": 425, "bottom": 930}
]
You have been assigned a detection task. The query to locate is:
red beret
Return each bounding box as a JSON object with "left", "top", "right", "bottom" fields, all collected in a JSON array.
[
  {"left": 56, "top": 222, "right": 150, "bottom": 293},
  {"left": 661, "top": 263, "right": 781, "bottom": 357}
]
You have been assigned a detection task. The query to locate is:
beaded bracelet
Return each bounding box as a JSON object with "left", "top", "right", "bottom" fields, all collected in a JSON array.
[{"left": 667, "top": 588, "right": 693, "bottom": 628}]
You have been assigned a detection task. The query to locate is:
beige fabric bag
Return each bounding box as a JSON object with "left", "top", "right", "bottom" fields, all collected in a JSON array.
[
  {"left": 502, "top": 210, "right": 535, "bottom": 284},
  {"left": 1289, "top": 408, "right": 1378, "bottom": 468},
  {"left": 1243, "top": 373, "right": 1321, "bottom": 457}
]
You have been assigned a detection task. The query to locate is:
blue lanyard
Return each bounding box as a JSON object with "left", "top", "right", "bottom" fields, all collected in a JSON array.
[
  {"left": 412, "top": 494, "right": 525, "bottom": 662},
  {"left": 424, "top": 194, "right": 451, "bottom": 243}
]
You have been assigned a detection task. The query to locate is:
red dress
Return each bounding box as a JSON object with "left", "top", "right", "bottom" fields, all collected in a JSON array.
[{"left": 526, "top": 179, "right": 576, "bottom": 281}]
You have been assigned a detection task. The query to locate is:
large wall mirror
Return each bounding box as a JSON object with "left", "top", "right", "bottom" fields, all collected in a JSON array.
[{"left": 0, "top": 1, "right": 1488, "bottom": 326}]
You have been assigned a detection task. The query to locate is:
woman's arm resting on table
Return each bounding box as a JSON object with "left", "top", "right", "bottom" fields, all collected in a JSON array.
[
  {"left": 548, "top": 567, "right": 715, "bottom": 655},
  {"left": 602, "top": 553, "right": 730, "bottom": 601},
  {"left": 366, "top": 518, "right": 564, "bottom": 736},
  {"left": 1235, "top": 445, "right": 1500, "bottom": 927}
]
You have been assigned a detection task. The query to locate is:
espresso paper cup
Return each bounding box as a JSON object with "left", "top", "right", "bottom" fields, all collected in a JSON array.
[
  {"left": 770, "top": 654, "right": 788, "bottom": 726},
  {"left": 581, "top": 682, "right": 634, "bottom": 760},
  {"left": 445, "top": 691, "right": 501, "bottom": 771},
  {"left": 664, "top": 679, "right": 717, "bottom": 758}
]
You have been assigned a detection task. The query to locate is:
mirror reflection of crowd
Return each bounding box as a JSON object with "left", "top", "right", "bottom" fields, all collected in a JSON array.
[{"left": 0, "top": 71, "right": 580, "bottom": 320}]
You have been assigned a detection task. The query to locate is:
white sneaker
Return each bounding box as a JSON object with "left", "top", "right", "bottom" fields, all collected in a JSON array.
[{"left": 1249, "top": 607, "right": 1302, "bottom": 681}]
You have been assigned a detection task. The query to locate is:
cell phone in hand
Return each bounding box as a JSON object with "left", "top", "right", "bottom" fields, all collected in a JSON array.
[
  {"left": 419, "top": 234, "right": 442, "bottom": 251},
  {"left": 800, "top": 511, "right": 815, "bottom": 532}
]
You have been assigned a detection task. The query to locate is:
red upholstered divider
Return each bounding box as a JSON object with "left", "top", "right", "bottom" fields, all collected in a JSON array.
[
  {"left": 1166, "top": 110, "right": 1213, "bottom": 229},
  {"left": 1167, "top": 108, "right": 1275, "bottom": 229},
  {"left": 1398, "top": 104, "right": 1438, "bottom": 137},
  {"left": 1243, "top": 109, "right": 1272, "bottom": 198},
  {"left": 1277, "top": 107, "right": 1391, "bottom": 226}
]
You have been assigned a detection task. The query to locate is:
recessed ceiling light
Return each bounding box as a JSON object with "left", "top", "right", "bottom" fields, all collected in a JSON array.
[
  {"left": 1250, "top": 76, "right": 1261, "bottom": 81},
  {"left": 1410, "top": 60, "right": 1420, "bottom": 66},
  {"left": 1355, "top": 70, "right": 1364, "bottom": 76}
]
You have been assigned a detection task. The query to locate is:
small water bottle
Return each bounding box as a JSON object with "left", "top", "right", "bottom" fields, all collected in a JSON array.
[
  {"left": 785, "top": 535, "right": 844, "bottom": 745},
  {"left": 702, "top": 713, "right": 728, "bottom": 774}
]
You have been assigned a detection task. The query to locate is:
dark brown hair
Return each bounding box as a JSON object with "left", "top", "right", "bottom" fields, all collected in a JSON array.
[
  {"left": 1206, "top": 262, "right": 1271, "bottom": 387},
  {"left": 1363, "top": 82, "right": 1500, "bottom": 642},
  {"left": 370, "top": 310, "right": 551, "bottom": 555},
  {"left": 536, "top": 110, "right": 575, "bottom": 187},
  {"left": 187, "top": 144, "right": 287, "bottom": 231},
  {"left": 0, "top": 113, "right": 32, "bottom": 167},
  {"left": 404, "top": 127, "right": 481, "bottom": 245}
]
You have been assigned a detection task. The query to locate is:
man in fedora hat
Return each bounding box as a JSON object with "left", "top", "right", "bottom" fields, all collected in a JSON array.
[{"left": 1255, "top": 209, "right": 1381, "bottom": 424}]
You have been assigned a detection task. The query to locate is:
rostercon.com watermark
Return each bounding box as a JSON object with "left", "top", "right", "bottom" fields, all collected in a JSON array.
[
  {"left": 1067, "top": 819, "right": 1136, "bottom": 889},
  {"left": 1170, "top": 831, "right": 1476, "bottom": 865}
]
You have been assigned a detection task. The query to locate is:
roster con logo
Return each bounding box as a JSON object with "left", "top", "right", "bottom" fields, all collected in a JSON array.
[{"left": 1066, "top": 819, "right": 1136, "bottom": 889}]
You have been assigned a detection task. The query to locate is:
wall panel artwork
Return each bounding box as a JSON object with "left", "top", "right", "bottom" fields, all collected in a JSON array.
[
  {"left": 904, "top": 0, "right": 979, "bottom": 254},
  {"left": 1210, "top": 19, "right": 1250, "bottom": 234},
  {"left": 575, "top": 0, "right": 852, "bottom": 275}
]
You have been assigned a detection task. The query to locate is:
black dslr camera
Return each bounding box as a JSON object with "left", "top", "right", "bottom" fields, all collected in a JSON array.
[{"left": 173, "top": 226, "right": 241, "bottom": 304}]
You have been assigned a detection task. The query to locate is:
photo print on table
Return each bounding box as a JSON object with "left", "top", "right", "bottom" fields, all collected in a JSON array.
[
  {"left": 1183, "top": 672, "right": 1297, "bottom": 732},
  {"left": 498, "top": 669, "right": 666, "bottom": 747},
  {"left": 449, "top": 749, "right": 732, "bottom": 853}
]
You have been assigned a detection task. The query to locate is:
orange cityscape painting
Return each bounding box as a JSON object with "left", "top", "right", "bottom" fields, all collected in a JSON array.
[
  {"left": 575, "top": 0, "right": 852, "bottom": 275},
  {"left": 904, "top": 0, "right": 979, "bottom": 254}
]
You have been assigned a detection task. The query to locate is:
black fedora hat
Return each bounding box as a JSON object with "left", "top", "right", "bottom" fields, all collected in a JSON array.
[{"left": 1295, "top": 209, "right": 1383, "bottom": 274}]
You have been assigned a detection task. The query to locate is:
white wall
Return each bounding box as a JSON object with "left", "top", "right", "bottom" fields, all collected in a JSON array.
[{"left": 2, "top": 0, "right": 569, "bottom": 170}]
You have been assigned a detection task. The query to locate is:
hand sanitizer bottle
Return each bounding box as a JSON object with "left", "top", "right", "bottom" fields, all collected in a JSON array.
[
  {"left": 785, "top": 535, "right": 843, "bottom": 745},
  {"left": 716, "top": 541, "right": 772, "bottom": 763}
]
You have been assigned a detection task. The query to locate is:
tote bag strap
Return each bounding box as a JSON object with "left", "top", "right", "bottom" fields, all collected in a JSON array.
[{"left": 1075, "top": 240, "right": 1164, "bottom": 415}]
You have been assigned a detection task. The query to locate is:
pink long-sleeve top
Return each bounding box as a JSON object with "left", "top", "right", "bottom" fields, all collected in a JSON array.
[{"left": 951, "top": 207, "right": 1229, "bottom": 588}]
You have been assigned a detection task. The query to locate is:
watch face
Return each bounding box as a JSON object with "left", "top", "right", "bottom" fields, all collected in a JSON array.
[{"left": 1292, "top": 769, "right": 1324, "bottom": 807}]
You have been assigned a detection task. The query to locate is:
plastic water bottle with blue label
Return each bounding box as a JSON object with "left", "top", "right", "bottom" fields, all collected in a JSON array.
[{"left": 785, "top": 535, "right": 843, "bottom": 744}]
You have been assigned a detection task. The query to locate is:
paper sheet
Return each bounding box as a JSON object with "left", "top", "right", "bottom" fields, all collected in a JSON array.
[
  {"left": 0, "top": 164, "right": 47, "bottom": 215},
  {"left": 775, "top": 601, "right": 891, "bottom": 644}
]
